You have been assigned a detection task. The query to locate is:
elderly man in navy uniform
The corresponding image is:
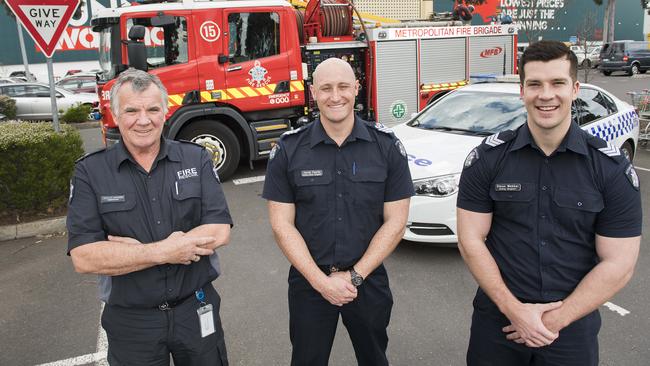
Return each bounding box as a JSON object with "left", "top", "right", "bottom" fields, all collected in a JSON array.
[
  {"left": 457, "top": 40, "right": 642, "bottom": 366},
  {"left": 263, "top": 58, "right": 414, "bottom": 366},
  {"left": 67, "top": 69, "right": 231, "bottom": 365}
]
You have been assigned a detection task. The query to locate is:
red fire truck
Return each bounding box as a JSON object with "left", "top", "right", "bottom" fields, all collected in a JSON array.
[{"left": 91, "top": 0, "right": 517, "bottom": 180}]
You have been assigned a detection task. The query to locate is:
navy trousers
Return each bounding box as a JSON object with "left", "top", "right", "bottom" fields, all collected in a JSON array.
[
  {"left": 288, "top": 264, "right": 393, "bottom": 366},
  {"left": 101, "top": 284, "right": 228, "bottom": 366},
  {"left": 467, "top": 288, "right": 600, "bottom": 366}
]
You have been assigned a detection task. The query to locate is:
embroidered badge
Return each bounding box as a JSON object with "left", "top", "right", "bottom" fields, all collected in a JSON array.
[
  {"left": 68, "top": 179, "right": 74, "bottom": 203},
  {"left": 625, "top": 165, "right": 639, "bottom": 190},
  {"left": 495, "top": 183, "right": 522, "bottom": 192},
  {"left": 395, "top": 140, "right": 407, "bottom": 158},
  {"left": 212, "top": 166, "right": 220, "bottom": 183},
  {"left": 463, "top": 148, "right": 479, "bottom": 169},
  {"left": 269, "top": 143, "right": 280, "bottom": 161},
  {"left": 247, "top": 60, "right": 271, "bottom": 88},
  {"left": 177, "top": 168, "right": 199, "bottom": 180}
]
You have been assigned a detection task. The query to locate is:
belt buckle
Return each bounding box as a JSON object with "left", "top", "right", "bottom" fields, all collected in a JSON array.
[
  {"left": 158, "top": 301, "right": 170, "bottom": 311},
  {"left": 330, "top": 265, "right": 339, "bottom": 273}
]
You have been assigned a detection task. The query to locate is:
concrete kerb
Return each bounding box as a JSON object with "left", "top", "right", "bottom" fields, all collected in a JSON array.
[{"left": 0, "top": 216, "right": 67, "bottom": 241}]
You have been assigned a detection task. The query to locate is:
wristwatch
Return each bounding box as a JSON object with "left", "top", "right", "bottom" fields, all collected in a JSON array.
[{"left": 349, "top": 268, "right": 364, "bottom": 287}]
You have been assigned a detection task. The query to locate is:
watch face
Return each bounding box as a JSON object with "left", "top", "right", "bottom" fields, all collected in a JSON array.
[{"left": 350, "top": 270, "right": 363, "bottom": 287}]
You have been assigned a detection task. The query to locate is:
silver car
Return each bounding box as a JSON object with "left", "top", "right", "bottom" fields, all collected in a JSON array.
[{"left": 0, "top": 83, "right": 98, "bottom": 120}]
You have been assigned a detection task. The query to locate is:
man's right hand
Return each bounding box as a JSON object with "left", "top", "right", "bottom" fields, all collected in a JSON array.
[
  {"left": 502, "top": 301, "right": 563, "bottom": 347},
  {"left": 315, "top": 272, "right": 358, "bottom": 306},
  {"left": 156, "top": 231, "right": 215, "bottom": 265}
]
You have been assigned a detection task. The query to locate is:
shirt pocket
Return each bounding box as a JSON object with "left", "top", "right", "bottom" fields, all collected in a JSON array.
[
  {"left": 98, "top": 192, "right": 136, "bottom": 235},
  {"left": 489, "top": 183, "right": 536, "bottom": 229},
  {"left": 552, "top": 187, "right": 603, "bottom": 236},
  {"left": 349, "top": 166, "right": 387, "bottom": 209},
  {"left": 293, "top": 171, "right": 332, "bottom": 208},
  {"left": 172, "top": 180, "right": 202, "bottom": 227}
]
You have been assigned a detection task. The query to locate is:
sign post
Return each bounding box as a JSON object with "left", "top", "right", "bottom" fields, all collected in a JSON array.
[{"left": 5, "top": 0, "right": 80, "bottom": 132}]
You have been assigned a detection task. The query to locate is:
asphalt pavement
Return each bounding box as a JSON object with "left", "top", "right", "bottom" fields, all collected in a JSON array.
[{"left": 1, "top": 73, "right": 649, "bottom": 366}]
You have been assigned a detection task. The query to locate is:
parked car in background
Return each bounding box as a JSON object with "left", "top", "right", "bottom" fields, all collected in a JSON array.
[
  {"left": 56, "top": 73, "right": 98, "bottom": 94},
  {"left": 576, "top": 46, "right": 602, "bottom": 68},
  {"left": 0, "top": 78, "right": 16, "bottom": 85},
  {"left": 392, "top": 78, "right": 639, "bottom": 245},
  {"left": 0, "top": 83, "right": 98, "bottom": 120},
  {"left": 9, "top": 70, "right": 36, "bottom": 81},
  {"left": 599, "top": 40, "right": 650, "bottom": 75}
]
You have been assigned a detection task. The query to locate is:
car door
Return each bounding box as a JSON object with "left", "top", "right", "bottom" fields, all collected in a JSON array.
[
  {"left": 2, "top": 85, "right": 33, "bottom": 119},
  {"left": 28, "top": 85, "right": 59, "bottom": 120}
]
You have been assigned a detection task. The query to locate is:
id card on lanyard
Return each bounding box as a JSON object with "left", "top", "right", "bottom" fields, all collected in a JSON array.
[{"left": 195, "top": 288, "right": 215, "bottom": 338}]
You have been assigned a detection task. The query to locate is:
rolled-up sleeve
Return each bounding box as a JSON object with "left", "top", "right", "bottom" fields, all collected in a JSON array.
[
  {"left": 66, "top": 162, "right": 105, "bottom": 254},
  {"left": 199, "top": 149, "right": 233, "bottom": 226}
]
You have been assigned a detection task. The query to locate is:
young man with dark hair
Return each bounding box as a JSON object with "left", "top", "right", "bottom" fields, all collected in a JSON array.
[{"left": 457, "top": 40, "right": 642, "bottom": 365}]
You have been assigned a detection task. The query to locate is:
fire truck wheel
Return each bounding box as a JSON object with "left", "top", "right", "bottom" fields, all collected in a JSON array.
[{"left": 177, "top": 121, "right": 241, "bottom": 181}]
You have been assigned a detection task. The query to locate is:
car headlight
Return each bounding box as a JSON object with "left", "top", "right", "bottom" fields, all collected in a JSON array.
[{"left": 413, "top": 173, "right": 460, "bottom": 197}]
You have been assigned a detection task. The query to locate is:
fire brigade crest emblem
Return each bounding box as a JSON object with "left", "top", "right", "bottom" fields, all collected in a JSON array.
[{"left": 247, "top": 60, "right": 271, "bottom": 88}]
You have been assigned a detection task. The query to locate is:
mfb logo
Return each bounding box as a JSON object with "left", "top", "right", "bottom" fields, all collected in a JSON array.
[{"left": 480, "top": 46, "right": 503, "bottom": 58}]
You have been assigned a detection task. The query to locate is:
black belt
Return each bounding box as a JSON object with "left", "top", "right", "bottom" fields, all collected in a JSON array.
[
  {"left": 157, "top": 292, "right": 195, "bottom": 311},
  {"left": 318, "top": 264, "right": 354, "bottom": 275}
]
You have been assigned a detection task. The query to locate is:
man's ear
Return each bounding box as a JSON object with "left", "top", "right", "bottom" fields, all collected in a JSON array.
[
  {"left": 355, "top": 80, "right": 360, "bottom": 96},
  {"left": 309, "top": 84, "right": 316, "bottom": 99}
]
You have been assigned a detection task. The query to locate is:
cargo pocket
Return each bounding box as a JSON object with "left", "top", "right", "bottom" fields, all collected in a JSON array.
[
  {"left": 489, "top": 183, "right": 535, "bottom": 229},
  {"left": 172, "top": 180, "right": 202, "bottom": 227},
  {"left": 350, "top": 166, "right": 386, "bottom": 209},
  {"left": 99, "top": 192, "right": 136, "bottom": 234},
  {"left": 552, "top": 187, "right": 603, "bottom": 235}
]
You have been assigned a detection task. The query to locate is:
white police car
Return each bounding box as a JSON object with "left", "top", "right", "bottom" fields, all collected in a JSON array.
[{"left": 393, "top": 79, "right": 640, "bottom": 245}]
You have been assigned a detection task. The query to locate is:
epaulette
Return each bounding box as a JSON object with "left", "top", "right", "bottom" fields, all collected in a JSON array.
[
  {"left": 482, "top": 130, "right": 515, "bottom": 149},
  {"left": 75, "top": 147, "right": 106, "bottom": 163},
  {"left": 280, "top": 126, "right": 307, "bottom": 139},
  {"left": 178, "top": 139, "right": 205, "bottom": 149},
  {"left": 586, "top": 136, "right": 621, "bottom": 160},
  {"left": 370, "top": 122, "right": 394, "bottom": 135}
]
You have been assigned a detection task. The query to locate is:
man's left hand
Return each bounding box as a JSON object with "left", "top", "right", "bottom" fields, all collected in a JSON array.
[{"left": 541, "top": 307, "right": 566, "bottom": 334}]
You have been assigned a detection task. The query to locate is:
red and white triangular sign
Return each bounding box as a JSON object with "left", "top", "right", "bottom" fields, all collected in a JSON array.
[{"left": 5, "top": 0, "right": 80, "bottom": 58}]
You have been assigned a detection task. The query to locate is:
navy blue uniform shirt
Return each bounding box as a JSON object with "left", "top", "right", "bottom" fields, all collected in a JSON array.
[
  {"left": 67, "top": 138, "right": 233, "bottom": 308},
  {"left": 263, "top": 118, "right": 414, "bottom": 266},
  {"left": 457, "top": 122, "right": 642, "bottom": 302}
]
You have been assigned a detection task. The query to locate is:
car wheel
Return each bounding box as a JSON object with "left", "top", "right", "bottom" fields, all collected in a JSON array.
[
  {"left": 620, "top": 141, "right": 634, "bottom": 162},
  {"left": 628, "top": 63, "right": 640, "bottom": 76},
  {"left": 602, "top": 70, "right": 612, "bottom": 76},
  {"left": 177, "top": 120, "right": 241, "bottom": 181}
]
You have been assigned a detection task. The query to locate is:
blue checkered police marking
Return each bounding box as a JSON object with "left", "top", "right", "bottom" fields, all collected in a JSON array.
[{"left": 588, "top": 110, "right": 638, "bottom": 142}]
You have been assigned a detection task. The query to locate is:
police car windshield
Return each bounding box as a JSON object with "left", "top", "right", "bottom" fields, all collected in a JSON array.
[{"left": 408, "top": 91, "right": 527, "bottom": 135}]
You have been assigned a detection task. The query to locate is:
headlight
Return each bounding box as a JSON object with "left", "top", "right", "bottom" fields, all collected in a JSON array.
[{"left": 413, "top": 173, "right": 460, "bottom": 197}]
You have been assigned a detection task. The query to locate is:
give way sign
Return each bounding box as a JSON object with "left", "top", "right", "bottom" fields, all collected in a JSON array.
[{"left": 5, "top": 0, "right": 80, "bottom": 58}]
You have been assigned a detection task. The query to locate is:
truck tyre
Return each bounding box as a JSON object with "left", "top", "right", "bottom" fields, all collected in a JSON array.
[
  {"left": 602, "top": 70, "right": 612, "bottom": 76},
  {"left": 177, "top": 120, "right": 241, "bottom": 181},
  {"left": 628, "top": 63, "right": 640, "bottom": 76}
]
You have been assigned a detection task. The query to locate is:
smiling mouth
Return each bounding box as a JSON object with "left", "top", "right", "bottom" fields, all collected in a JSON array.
[{"left": 536, "top": 106, "right": 559, "bottom": 112}]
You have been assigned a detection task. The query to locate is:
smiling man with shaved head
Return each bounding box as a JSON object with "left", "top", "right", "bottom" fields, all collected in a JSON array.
[{"left": 263, "top": 57, "right": 414, "bottom": 365}]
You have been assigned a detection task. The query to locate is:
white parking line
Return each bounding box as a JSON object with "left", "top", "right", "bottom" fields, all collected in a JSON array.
[
  {"left": 34, "top": 304, "right": 108, "bottom": 366},
  {"left": 634, "top": 165, "right": 650, "bottom": 172},
  {"left": 603, "top": 301, "right": 631, "bottom": 316},
  {"left": 232, "top": 175, "right": 265, "bottom": 185}
]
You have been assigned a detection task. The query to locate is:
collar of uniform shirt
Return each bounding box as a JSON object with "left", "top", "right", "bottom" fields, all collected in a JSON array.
[
  {"left": 308, "top": 116, "right": 374, "bottom": 148},
  {"left": 113, "top": 137, "right": 181, "bottom": 171},
  {"left": 508, "top": 121, "right": 589, "bottom": 156}
]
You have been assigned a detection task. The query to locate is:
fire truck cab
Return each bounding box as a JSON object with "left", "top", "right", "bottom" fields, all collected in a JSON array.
[{"left": 92, "top": 0, "right": 517, "bottom": 180}]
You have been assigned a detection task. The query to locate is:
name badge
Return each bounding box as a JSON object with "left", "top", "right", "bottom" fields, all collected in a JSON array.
[
  {"left": 495, "top": 183, "right": 522, "bottom": 192},
  {"left": 100, "top": 195, "right": 125, "bottom": 203},
  {"left": 301, "top": 169, "right": 323, "bottom": 177}
]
